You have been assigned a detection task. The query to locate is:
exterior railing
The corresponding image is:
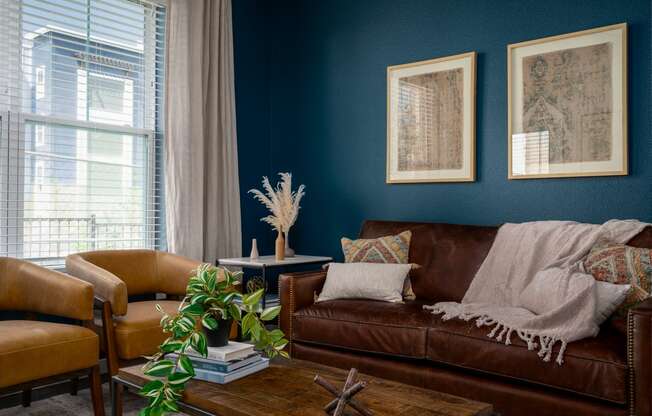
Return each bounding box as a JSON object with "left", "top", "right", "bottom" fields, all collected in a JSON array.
[{"left": 22, "top": 215, "right": 153, "bottom": 262}]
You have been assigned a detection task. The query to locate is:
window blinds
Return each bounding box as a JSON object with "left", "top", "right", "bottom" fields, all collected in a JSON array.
[{"left": 0, "top": 0, "right": 166, "bottom": 267}]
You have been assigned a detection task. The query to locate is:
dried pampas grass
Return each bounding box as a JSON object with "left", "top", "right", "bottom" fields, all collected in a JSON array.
[{"left": 249, "top": 172, "right": 305, "bottom": 233}]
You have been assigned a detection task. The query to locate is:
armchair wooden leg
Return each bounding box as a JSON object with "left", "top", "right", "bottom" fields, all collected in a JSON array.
[
  {"left": 89, "top": 365, "right": 105, "bottom": 416},
  {"left": 21, "top": 388, "right": 31, "bottom": 407},
  {"left": 70, "top": 376, "right": 79, "bottom": 395},
  {"left": 101, "top": 300, "right": 120, "bottom": 377}
]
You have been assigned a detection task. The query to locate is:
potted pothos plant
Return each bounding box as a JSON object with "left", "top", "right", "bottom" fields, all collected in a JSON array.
[{"left": 138, "top": 264, "right": 289, "bottom": 416}]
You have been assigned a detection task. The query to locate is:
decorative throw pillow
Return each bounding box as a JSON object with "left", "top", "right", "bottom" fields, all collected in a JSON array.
[
  {"left": 341, "top": 230, "right": 415, "bottom": 299},
  {"left": 584, "top": 239, "right": 652, "bottom": 317},
  {"left": 317, "top": 262, "right": 412, "bottom": 303},
  {"left": 517, "top": 268, "right": 630, "bottom": 324}
]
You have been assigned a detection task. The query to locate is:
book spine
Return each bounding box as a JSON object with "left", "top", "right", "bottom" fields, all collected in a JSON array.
[{"left": 191, "top": 361, "right": 230, "bottom": 372}]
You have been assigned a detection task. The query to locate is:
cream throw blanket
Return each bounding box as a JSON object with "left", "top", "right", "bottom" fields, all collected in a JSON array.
[{"left": 424, "top": 220, "right": 647, "bottom": 365}]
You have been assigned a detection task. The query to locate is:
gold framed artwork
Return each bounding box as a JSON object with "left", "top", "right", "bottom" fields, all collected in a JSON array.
[
  {"left": 386, "top": 52, "right": 476, "bottom": 183},
  {"left": 508, "top": 23, "right": 627, "bottom": 179}
]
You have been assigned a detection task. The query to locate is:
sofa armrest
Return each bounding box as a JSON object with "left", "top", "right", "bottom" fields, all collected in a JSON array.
[
  {"left": 1, "top": 259, "right": 95, "bottom": 321},
  {"left": 630, "top": 298, "right": 652, "bottom": 415},
  {"left": 65, "top": 254, "right": 128, "bottom": 316},
  {"left": 279, "top": 270, "right": 327, "bottom": 350}
]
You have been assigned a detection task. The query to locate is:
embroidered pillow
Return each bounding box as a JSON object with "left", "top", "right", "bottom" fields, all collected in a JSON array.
[
  {"left": 341, "top": 230, "right": 415, "bottom": 299},
  {"left": 583, "top": 240, "right": 652, "bottom": 317}
]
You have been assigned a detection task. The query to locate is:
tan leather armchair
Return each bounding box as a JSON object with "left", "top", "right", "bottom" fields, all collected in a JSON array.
[
  {"left": 0, "top": 257, "right": 104, "bottom": 415},
  {"left": 65, "top": 250, "right": 202, "bottom": 376}
]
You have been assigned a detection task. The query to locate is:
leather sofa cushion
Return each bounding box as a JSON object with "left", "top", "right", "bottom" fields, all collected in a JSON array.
[
  {"left": 0, "top": 320, "right": 98, "bottom": 388},
  {"left": 293, "top": 300, "right": 437, "bottom": 358},
  {"left": 427, "top": 319, "right": 627, "bottom": 404},
  {"left": 113, "top": 300, "right": 179, "bottom": 359}
]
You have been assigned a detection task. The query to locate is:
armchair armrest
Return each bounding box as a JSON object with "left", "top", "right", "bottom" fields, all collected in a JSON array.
[
  {"left": 65, "top": 254, "right": 128, "bottom": 316},
  {"left": 629, "top": 298, "right": 652, "bottom": 415},
  {"left": 156, "top": 251, "right": 203, "bottom": 296},
  {"left": 1, "top": 258, "right": 94, "bottom": 320},
  {"left": 279, "top": 270, "right": 327, "bottom": 351}
]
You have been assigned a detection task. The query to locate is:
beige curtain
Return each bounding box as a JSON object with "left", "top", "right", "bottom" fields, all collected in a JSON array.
[{"left": 165, "top": 0, "right": 242, "bottom": 263}]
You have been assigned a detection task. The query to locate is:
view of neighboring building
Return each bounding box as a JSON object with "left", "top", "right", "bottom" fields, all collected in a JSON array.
[{"left": 0, "top": 0, "right": 165, "bottom": 264}]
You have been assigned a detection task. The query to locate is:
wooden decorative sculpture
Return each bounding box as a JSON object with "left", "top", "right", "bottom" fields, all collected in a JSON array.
[{"left": 314, "top": 368, "right": 373, "bottom": 416}]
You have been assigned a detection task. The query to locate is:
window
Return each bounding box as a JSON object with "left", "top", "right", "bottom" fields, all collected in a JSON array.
[
  {"left": 35, "top": 65, "right": 45, "bottom": 99},
  {"left": 34, "top": 124, "right": 44, "bottom": 146},
  {"left": 0, "top": 0, "right": 166, "bottom": 267}
]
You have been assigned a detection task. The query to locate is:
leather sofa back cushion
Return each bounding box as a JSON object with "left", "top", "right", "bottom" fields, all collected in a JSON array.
[
  {"left": 359, "top": 221, "right": 498, "bottom": 302},
  {"left": 360, "top": 222, "right": 652, "bottom": 303}
]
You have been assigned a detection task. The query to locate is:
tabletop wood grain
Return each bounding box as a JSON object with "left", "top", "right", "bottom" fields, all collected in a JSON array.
[{"left": 117, "top": 359, "right": 493, "bottom": 416}]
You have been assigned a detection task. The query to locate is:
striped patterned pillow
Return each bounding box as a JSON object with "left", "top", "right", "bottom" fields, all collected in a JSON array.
[{"left": 341, "top": 230, "right": 415, "bottom": 299}]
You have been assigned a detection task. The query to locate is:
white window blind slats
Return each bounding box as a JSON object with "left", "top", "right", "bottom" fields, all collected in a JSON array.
[{"left": 0, "top": 0, "right": 166, "bottom": 267}]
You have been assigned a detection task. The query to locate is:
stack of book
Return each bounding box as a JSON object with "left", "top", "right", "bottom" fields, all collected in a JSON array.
[{"left": 169, "top": 341, "right": 269, "bottom": 384}]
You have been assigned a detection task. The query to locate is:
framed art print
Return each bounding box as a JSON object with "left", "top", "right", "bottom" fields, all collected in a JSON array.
[
  {"left": 387, "top": 52, "right": 476, "bottom": 183},
  {"left": 508, "top": 23, "right": 627, "bottom": 179}
]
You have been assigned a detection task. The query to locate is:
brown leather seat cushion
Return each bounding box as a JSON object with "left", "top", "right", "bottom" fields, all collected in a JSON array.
[
  {"left": 0, "top": 320, "right": 98, "bottom": 388},
  {"left": 427, "top": 319, "right": 627, "bottom": 404},
  {"left": 113, "top": 300, "right": 179, "bottom": 360},
  {"left": 293, "top": 300, "right": 437, "bottom": 358}
]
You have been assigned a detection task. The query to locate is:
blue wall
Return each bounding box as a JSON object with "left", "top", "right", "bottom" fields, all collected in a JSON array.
[{"left": 234, "top": 0, "right": 652, "bottom": 259}]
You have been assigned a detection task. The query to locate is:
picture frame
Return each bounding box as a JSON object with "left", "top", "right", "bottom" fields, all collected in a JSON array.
[
  {"left": 386, "top": 51, "right": 476, "bottom": 183},
  {"left": 507, "top": 23, "right": 627, "bottom": 179}
]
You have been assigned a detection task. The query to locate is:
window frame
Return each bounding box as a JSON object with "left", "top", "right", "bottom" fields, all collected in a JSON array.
[{"left": 0, "top": 0, "right": 165, "bottom": 266}]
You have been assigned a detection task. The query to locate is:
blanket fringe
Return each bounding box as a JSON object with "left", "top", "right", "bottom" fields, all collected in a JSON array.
[{"left": 423, "top": 306, "right": 568, "bottom": 365}]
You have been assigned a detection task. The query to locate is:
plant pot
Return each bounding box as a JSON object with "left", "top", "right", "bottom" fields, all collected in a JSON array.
[{"left": 203, "top": 318, "right": 233, "bottom": 347}]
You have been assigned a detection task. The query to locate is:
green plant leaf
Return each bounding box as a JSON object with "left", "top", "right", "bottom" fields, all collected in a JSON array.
[
  {"left": 260, "top": 305, "right": 281, "bottom": 321},
  {"left": 162, "top": 399, "right": 179, "bottom": 412},
  {"left": 191, "top": 332, "right": 208, "bottom": 357},
  {"left": 228, "top": 303, "right": 242, "bottom": 321},
  {"left": 243, "top": 288, "right": 264, "bottom": 307},
  {"left": 268, "top": 329, "right": 285, "bottom": 342},
  {"left": 241, "top": 312, "right": 256, "bottom": 336},
  {"left": 202, "top": 314, "right": 218, "bottom": 330},
  {"left": 168, "top": 371, "right": 193, "bottom": 386},
  {"left": 144, "top": 360, "right": 175, "bottom": 377},
  {"left": 177, "top": 315, "right": 196, "bottom": 332},
  {"left": 181, "top": 303, "right": 204, "bottom": 316},
  {"left": 190, "top": 294, "right": 209, "bottom": 305},
  {"left": 178, "top": 354, "right": 195, "bottom": 376},
  {"left": 140, "top": 380, "right": 164, "bottom": 396},
  {"left": 160, "top": 340, "right": 183, "bottom": 353}
]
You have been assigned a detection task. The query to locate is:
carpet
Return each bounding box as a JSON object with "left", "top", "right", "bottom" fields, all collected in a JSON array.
[{"left": 0, "top": 384, "right": 185, "bottom": 416}]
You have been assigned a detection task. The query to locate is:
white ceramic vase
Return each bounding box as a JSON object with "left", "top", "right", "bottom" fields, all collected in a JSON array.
[{"left": 249, "top": 238, "right": 259, "bottom": 259}]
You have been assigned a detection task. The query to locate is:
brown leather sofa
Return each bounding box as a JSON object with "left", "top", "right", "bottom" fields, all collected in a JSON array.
[
  {"left": 0, "top": 257, "right": 104, "bottom": 414},
  {"left": 280, "top": 220, "right": 652, "bottom": 416},
  {"left": 65, "top": 250, "right": 202, "bottom": 376}
]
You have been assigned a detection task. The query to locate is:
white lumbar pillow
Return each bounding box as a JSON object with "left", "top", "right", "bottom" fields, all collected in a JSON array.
[
  {"left": 317, "top": 262, "right": 412, "bottom": 303},
  {"left": 594, "top": 281, "right": 631, "bottom": 323},
  {"left": 517, "top": 267, "right": 630, "bottom": 324}
]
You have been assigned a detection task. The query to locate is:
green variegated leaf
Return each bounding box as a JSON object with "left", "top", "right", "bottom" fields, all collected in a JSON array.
[
  {"left": 168, "top": 372, "right": 193, "bottom": 386},
  {"left": 139, "top": 380, "right": 164, "bottom": 395},
  {"left": 260, "top": 305, "right": 281, "bottom": 321},
  {"left": 178, "top": 354, "right": 195, "bottom": 376},
  {"left": 190, "top": 294, "right": 209, "bottom": 305},
  {"left": 243, "top": 288, "right": 264, "bottom": 307},
  {"left": 144, "top": 360, "right": 175, "bottom": 377},
  {"left": 181, "top": 303, "right": 204, "bottom": 316},
  {"left": 202, "top": 314, "right": 218, "bottom": 330}
]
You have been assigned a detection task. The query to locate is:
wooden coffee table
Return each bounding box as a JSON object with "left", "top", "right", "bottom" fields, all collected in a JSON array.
[{"left": 112, "top": 359, "right": 493, "bottom": 416}]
